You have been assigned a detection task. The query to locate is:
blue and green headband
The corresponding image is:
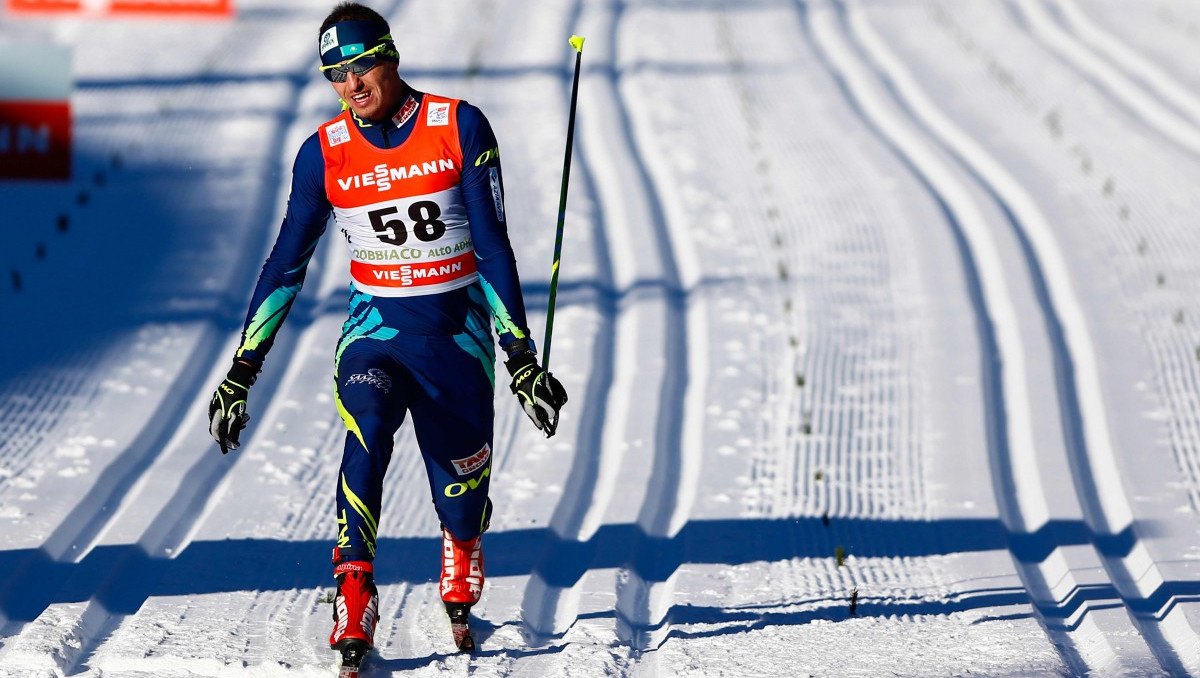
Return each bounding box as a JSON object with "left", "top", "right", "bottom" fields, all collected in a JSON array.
[{"left": 318, "top": 20, "right": 398, "bottom": 68}]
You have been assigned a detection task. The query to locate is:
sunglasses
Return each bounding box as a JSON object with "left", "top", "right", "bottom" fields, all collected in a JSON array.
[{"left": 319, "top": 42, "right": 392, "bottom": 83}]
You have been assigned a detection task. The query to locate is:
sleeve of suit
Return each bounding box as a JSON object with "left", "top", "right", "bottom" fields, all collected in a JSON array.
[
  {"left": 235, "top": 133, "right": 332, "bottom": 368},
  {"left": 456, "top": 101, "right": 534, "bottom": 354}
]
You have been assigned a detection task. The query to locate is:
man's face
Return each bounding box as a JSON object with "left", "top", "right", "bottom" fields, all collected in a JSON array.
[{"left": 332, "top": 60, "right": 403, "bottom": 121}]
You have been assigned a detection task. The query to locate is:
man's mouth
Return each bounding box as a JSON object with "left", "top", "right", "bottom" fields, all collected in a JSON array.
[{"left": 351, "top": 92, "right": 372, "bottom": 107}]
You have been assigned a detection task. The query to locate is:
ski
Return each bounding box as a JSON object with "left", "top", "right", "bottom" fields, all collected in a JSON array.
[
  {"left": 446, "top": 602, "right": 476, "bottom": 653},
  {"left": 336, "top": 638, "right": 369, "bottom": 678}
]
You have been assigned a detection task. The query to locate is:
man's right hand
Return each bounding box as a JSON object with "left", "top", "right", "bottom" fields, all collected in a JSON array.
[{"left": 208, "top": 360, "right": 257, "bottom": 454}]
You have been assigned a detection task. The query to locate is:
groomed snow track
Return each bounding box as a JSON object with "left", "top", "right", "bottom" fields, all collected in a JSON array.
[
  {"left": 803, "top": 0, "right": 1200, "bottom": 673},
  {"left": 3, "top": 0, "right": 1200, "bottom": 676}
]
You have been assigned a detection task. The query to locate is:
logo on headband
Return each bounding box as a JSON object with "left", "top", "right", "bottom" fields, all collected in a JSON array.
[
  {"left": 340, "top": 43, "right": 365, "bottom": 57},
  {"left": 320, "top": 27, "right": 339, "bottom": 55}
]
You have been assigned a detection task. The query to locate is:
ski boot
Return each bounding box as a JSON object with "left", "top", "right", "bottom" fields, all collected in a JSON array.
[
  {"left": 440, "top": 526, "right": 484, "bottom": 652},
  {"left": 330, "top": 559, "right": 378, "bottom": 676}
]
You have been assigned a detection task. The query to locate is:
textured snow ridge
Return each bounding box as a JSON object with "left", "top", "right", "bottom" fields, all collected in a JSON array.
[{"left": 3, "top": 0, "right": 1200, "bottom": 676}]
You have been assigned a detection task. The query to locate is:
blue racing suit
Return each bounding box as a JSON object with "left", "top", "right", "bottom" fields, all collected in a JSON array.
[{"left": 234, "top": 85, "right": 530, "bottom": 561}]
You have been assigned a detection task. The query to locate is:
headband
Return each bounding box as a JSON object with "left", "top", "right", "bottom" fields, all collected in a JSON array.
[{"left": 319, "top": 20, "right": 398, "bottom": 67}]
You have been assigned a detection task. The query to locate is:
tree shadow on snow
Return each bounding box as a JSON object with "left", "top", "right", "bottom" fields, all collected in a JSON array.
[
  {"left": 1, "top": 514, "right": 1194, "bottom": 635},
  {"left": 365, "top": 642, "right": 568, "bottom": 674}
]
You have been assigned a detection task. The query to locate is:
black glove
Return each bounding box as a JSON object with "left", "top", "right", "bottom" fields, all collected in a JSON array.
[
  {"left": 505, "top": 351, "right": 568, "bottom": 437},
  {"left": 208, "top": 359, "right": 257, "bottom": 454}
]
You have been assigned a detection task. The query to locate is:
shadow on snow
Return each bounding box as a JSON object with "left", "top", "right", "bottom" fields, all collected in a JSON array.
[{"left": 0, "top": 515, "right": 1191, "bottom": 633}]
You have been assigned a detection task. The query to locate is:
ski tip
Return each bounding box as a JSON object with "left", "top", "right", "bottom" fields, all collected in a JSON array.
[{"left": 569, "top": 35, "right": 585, "bottom": 53}]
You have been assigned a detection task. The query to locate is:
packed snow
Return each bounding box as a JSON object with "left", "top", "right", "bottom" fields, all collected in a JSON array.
[{"left": 3, "top": 0, "right": 1200, "bottom": 675}]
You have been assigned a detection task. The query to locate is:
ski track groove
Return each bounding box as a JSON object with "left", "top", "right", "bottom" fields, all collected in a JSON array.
[
  {"left": 602, "top": 0, "right": 707, "bottom": 656},
  {"left": 1033, "top": 0, "right": 1200, "bottom": 519},
  {"left": 514, "top": 0, "right": 623, "bottom": 644},
  {"left": 801, "top": 0, "right": 1162, "bottom": 673},
  {"left": 843, "top": 0, "right": 1200, "bottom": 672},
  {"left": 831, "top": 0, "right": 1110, "bottom": 663},
  {"left": 852, "top": 2, "right": 1200, "bottom": 671},
  {"left": 1008, "top": 0, "right": 1200, "bottom": 158},
  {"left": 926, "top": 0, "right": 1200, "bottom": 525},
  {"left": 1052, "top": 0, "right": 1200, "bottom": 129}
]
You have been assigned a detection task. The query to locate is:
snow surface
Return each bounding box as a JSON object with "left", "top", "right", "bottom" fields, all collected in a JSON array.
[{"left": 2, "top": 0, "right": 1200, "bottom": 675}]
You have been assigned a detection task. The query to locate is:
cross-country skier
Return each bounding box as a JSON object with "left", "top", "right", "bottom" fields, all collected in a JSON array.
[{"left": 206, "top": 1, "right": 568, "bottom": 665}]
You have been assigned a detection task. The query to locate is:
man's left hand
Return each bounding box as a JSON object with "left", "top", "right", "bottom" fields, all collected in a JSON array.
[
  {"left": 208, "top": 360, "right": 256, "bottom": 454},
  {"left": 505, "top": 352, "right": 568, "bottom": 437}
]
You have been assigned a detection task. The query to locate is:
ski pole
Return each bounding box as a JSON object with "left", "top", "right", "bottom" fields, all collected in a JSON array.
[{"left": 541, "top": 34, "right": 585, "bottom": 372}]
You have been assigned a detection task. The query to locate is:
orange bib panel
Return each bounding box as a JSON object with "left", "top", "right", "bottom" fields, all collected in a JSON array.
[{"left": 320, "top": 95, "right": 476, "bottom": 297}]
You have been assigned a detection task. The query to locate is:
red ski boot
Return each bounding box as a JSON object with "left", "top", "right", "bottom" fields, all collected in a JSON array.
[
  {"left": 440, "top": 527, "right": 483, "bottom": 651},
  {"left": 440, "top": 527, "right": 484, "bottom": 604},
  {"left": 329, "top": 560, "right": 378, "bottom": 662}
]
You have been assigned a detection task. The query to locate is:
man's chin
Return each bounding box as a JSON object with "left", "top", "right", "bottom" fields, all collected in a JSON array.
[{"left": 345, "top": 95, "right": 376, "bottom": 117}]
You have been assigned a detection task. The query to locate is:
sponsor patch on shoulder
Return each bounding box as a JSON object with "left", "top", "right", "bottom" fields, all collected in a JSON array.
[
  {"left": 427, "top": 101, "right": 450, "bottom": 127},
  {"left": 326, "top": 120, "right": 351, "bottom": 147},
  {"left": 451, "top": 443, "right": 491, "bottom": 476},
  {"left": 319, "top": 26, "right": 339, "bottom": 55},
  {"left": 392, "top": 95, "right": 419, "bottom": 129}
]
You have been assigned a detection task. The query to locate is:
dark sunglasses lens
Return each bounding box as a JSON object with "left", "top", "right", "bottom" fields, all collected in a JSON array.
[
  {"left": 323, "top": 55, "right": 379, "bottom": 83},
  {"left": 346, "top": 56, "right": 378, "bottom": 75}
]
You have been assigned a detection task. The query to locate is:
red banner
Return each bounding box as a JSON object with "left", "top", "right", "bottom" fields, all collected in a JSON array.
[
  {"left": 5, "top": 0, "right": 80, "bottom": 11},
  {"left": 5, "top": 0, "right": 231, "bottom": 15},
  {"left": 109, "top": 0, "right": 231, "bottom": 16},
  {"left": 351, "top": 251, "right": 478, "bottom": 289},
  {"left": 0, "top": 101, "right": 71, "bottom": 180}
]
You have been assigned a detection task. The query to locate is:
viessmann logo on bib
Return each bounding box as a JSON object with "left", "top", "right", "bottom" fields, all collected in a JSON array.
[
  {"left": 350, "top": 250, "right": 476, "bottom": 288},
  {"left": 337, "top": 159, "right": 456, "bottom": 193}
]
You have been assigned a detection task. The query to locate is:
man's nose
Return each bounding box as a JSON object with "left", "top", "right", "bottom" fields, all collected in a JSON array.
[{"left": 344, "top": 71, "right": 362, "bottom": 89}]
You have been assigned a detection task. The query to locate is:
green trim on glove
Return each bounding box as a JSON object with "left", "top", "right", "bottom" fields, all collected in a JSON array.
[
  {"left": 505, "top": 352, "right": 568, "bottom": 437},
  {"left": 208, "top": 359, "right": 258, "bottom": 455}
]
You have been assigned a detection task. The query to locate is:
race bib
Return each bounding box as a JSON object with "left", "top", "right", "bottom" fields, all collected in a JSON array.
[{"left": 334, "top": 185, "right": 477, "bottom": 297}]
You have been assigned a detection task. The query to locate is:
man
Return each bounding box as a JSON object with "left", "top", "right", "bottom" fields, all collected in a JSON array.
[{"left": 207, "top": 1, "right": 567, "bottom": 662}]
